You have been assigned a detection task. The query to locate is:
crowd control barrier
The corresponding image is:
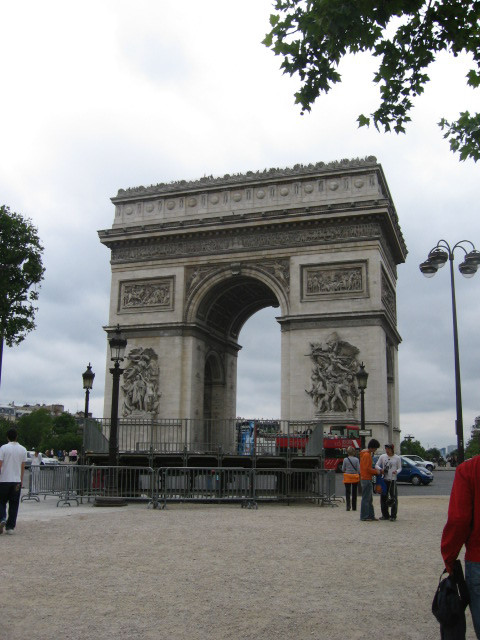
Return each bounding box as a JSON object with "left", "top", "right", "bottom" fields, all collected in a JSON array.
[
  {"left": 21, "top": 465, "right": 337, "bottom": 508},
  {"left": 22, "top": 465, "right": 155, "bottom": 507}
]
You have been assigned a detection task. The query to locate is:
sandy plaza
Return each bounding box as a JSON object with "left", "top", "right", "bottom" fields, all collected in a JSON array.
[{"left": 0, "top": 490, "right": 476, "bottom": 640}]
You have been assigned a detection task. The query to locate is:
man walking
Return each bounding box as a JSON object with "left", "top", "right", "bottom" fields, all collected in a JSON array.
[
  {"left": 375, "top": 444, "right": 401, "bottom": 521},
  {"left": 0, "top": 428, "right": 27, "bottom": 535},
  {"left": 441, "top": 455, "right": 480, "bottom": 638},
  {"left": 359, "top": 438, "right": 380, "bottom": 521}
]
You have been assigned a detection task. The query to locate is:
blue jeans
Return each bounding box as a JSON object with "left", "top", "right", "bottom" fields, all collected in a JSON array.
[
  {"left": 360, "top": 480, "right": 375, "bottom": 520},
  {"left": 0, "top": 482, "right": 22, "bottom": 530},
  {"left": 466, "top": 561, "right": 480, "bottom": 639}
]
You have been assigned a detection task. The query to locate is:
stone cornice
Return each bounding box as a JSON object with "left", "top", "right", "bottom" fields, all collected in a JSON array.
[{"left": 112, "top": 156, "right": 379, "bottom": 200}]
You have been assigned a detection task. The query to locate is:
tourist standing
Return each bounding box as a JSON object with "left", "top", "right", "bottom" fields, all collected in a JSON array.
[
  {"left": 0, "top": 428, "right": 27, "bottom": 535},
  {"left": 441, "top": 455, "right": 480, "bottom": 639},
  {"left": 31, "top": 450, "right": 42, "bottom": 494},
  {"left": 375, "top": 444, "right": 401, "bottom": 521},
  {"left": 359, "top": 438, "right": 380, "bottom": 521},
  {"left": 342, "top": 446, "right": 360, "bottom": 511}
]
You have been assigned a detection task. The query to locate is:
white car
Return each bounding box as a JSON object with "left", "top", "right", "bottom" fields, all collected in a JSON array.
[
  {"left": 402, "top": 454, "right": 436, "bottom": 472},
  {"left": 27, "top": 451, "right": 60, "bottom": 467}
]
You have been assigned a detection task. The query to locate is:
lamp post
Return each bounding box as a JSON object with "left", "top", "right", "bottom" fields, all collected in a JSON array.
[
  {"left": 419, "top": 240, "right": 480, "bottom": 464},
  {"left": 108, "top": 325, "right": 127, "bottom": 467},
  {"left": 82, "top": 363, "right": 95, "bottom": 419},
  {"left": 81, "top": 364, "right": 95, "bottom": 464},
  {"left": 356, "top": 362, "right": 368, "bottom": 449}
]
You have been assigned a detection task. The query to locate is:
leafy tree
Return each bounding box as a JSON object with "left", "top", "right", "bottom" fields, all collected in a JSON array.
[
  {"left": 16, "top": 408, "right": 53, "bottom": 450},
  {"left": 465, "top": 436, "right": 480, "bottom": 458},
  {"left": 49, "top": 413, "right": 82, "bottom": 453},
  {"left": 264, "top": 1, "right": 480, "bottom": 161},
  {"left": 400, "top": 438, "right": 427, "bottom": 457},
  {"left": 0, "top": 417, "right": 11, "bottom": 446},
  {"left": 425, "top": 447, "right": 442, "bottom": 460},
  {"left": 0, "top": 205, "right": 45, "bottom": 388}
]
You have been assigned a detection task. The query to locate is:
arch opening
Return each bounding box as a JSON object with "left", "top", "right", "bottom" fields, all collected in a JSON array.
[{"left": 196, "top": 275, "right": 280, "bottom": 339}]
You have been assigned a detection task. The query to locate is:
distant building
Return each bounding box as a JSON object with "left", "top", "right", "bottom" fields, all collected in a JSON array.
[{"left": 0, "top": 403, "right": 65, "bottom": 420}]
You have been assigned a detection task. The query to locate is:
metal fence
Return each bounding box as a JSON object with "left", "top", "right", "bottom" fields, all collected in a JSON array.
[
  {"left": 82, "top": 418, "right": 323, "bottom": 457},
  {"left": 22, "top": 465, "right": 155, "bottom": 507},
  {"left": 21, "top": 465, "right": 338, "bottom": 508}
]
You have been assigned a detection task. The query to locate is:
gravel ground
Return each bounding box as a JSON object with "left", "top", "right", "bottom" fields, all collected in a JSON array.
[{"left": 0, "top": 494, "right": 476, "bottom": 640}]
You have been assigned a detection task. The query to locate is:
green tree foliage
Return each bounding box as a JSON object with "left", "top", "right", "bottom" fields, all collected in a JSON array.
[
  {"left": 400, "top": 438, "right": 427, "bottom": 457},
  {"left": 465, "top": 437, "right": 480, "bottom": 458},
  {"left": 49, "top": 413, "right": 82, "bottom": 453},
  {"left": 16, "top": 408, "right": 53, "bottom": 450},
  {"left": 0, "top": 417, "right": 11, "bottom": 446},
  {"left": 0, "top": 205, "right": 45, "bottom": 387},
  {"left": 264, "top": 0, "right": 480, "bottom": 161},
  {"left": 425, "top": 447, "right": 442, "bottom": 460}
]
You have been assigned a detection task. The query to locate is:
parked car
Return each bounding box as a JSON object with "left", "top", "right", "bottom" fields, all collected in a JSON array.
[
  {"left": 402, "top": 454, "right": 436, "bottom": 472},
  {"left": 26, "top": 451, "right": 60, "bottom": 467},
  {"left": 398, "top": 456, "right": 433, "bottom": 485}
]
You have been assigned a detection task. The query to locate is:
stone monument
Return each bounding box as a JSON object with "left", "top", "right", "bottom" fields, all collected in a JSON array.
[{"left": 99, "top": 157, "right": 407, "bottom": 448}]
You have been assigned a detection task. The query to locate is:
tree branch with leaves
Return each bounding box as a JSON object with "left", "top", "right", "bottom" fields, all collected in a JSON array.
[
  {"left": 0, "top": 205, "right": 45, "bottom": 388},
  {"left": 264, "top": 0, "right": 480, "bottom": 161}
]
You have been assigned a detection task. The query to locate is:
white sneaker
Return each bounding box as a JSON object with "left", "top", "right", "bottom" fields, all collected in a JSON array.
[{"left": 5, "top": 529, "right": 14, "bottom": 535}]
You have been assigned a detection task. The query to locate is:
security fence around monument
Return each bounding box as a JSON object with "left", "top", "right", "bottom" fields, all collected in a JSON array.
[
  {"left": 81, "top": 417, "right": 325, "bottom": 459},
  {"left": 21, "top": 465, "right": 338, "bottom": 508}
]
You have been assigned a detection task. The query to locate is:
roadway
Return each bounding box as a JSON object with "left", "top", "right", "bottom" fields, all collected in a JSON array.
[{"left": 334, "top": 467, "right": 456, "bottom": 497}]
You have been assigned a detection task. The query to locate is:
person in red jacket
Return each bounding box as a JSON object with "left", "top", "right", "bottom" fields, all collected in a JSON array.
[
  {"left": 359, "top": 438, "right": 380, "bottom": 521},
  {"left": 441, "top": 455, "right": 480, "bottom": 638}
]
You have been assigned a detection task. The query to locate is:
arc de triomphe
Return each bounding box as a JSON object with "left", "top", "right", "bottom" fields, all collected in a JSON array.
[{"left": 99, "top": 157, "right": 407, "bottom": 447}]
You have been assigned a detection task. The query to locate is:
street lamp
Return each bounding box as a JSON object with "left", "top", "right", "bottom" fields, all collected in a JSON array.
[
  {"left": 108, "top": 325, "right": 127, "bottom": 467},
  {"left": 419, "top": 239, "right": 480, "bottom": 463},
  {"left": 82, "top": 363, "right": 95, "bottom": 419},
  {"left": 356, "top": 362, "right": 368, "bottom": 449}
]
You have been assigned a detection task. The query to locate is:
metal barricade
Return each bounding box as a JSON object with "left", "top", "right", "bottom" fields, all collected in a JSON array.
[
  {"left": 22, "top": 466, "right": 72, "bottom": 503},
  {"left": 20, "top": 465, "right": 335, "bottom": 508},
  {"left": 76, "top": 466, "right": 155, "bottom": 505},
  {"left": 22, "top": 465, "right": 155, "bottom": 507},
  {"left": 155, "top": 467, "right": 252, "bottom": 508}
]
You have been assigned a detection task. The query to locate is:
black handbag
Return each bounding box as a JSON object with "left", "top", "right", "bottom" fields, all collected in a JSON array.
[{"left": 432, "top": 560, "right": 469, "bottom": 639}]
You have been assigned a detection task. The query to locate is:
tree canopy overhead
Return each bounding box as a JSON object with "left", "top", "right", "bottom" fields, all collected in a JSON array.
[{"left": 263, "top": 0, "right": 480, "bottom": 161}]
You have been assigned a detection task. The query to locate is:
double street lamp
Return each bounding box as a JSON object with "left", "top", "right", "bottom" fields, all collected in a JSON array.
[{"left": 419, "top": 239, "right": 480, "bottom": 463}]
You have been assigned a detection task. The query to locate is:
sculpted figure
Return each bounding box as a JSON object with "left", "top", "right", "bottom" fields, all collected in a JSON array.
[
  {"left": 306, "top": 333, "right": 360, "bottom": 413},
  {"left": 122, "top": 347, "right": 160, "bottom": 417}
]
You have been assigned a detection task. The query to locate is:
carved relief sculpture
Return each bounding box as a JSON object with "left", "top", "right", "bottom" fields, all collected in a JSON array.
[
  {"left": 119, "top": 278, "right": 174, "bottom": 312},
  {"left": 302, "top": 263, "right": 366, "bottom": 301},
  {"left": 122, "top": 347, "right": 160, "bottom": 417},
  {"left": 381, "top": 270, "right": 397, "bottom": 321},
  {"left": 306, "top": 333, "right": 361, "bottom": 414}
]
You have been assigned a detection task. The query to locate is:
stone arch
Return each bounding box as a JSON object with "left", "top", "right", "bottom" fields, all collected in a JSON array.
[{"left": 185, "top": 263, "right": 289, "bottom": 339}]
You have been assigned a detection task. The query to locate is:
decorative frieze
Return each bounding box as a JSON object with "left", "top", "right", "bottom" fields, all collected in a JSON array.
[
  {"left": 302, "top": 262, "right": 367, "bottom": 301},
  {"left": 111, "top": 221, "right": 383, "bottom": 264},
  {"left": 118, "top": 277, "right": 174, "bottom": 313}
]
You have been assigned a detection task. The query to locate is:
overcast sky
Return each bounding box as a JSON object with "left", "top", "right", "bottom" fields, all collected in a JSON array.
[{"left": 1, "top": 1, "right": 479, "bottom": 449}]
